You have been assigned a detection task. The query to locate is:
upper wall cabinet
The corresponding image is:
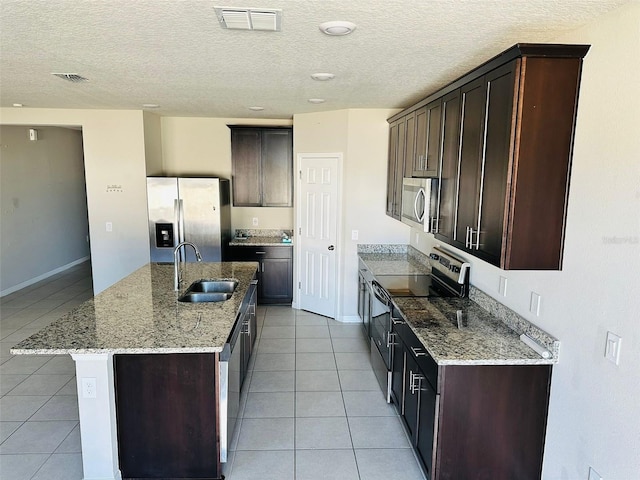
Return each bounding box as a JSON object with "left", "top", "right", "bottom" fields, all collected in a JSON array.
[
  {"left": 388, "top": 43, "right": 590, "bottom": 270},
  {"left": 230, "top": 127, "right": 293, "bottom": 207}
]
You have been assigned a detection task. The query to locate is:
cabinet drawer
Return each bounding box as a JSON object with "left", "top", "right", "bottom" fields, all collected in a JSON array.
[
  {"left": 228, "top": 245, "right": 292, "bottom": 260},
  {"left": 394, "top": 318, "right": 438, "bottom": 392}
]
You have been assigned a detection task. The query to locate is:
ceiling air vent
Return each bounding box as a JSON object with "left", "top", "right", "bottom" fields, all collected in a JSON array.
[
  {"left": 214, "top": 7, "right": 282, "bottom": 31},
  {"left": 51, "top": 73, "right": 89, "bottom": 83}
]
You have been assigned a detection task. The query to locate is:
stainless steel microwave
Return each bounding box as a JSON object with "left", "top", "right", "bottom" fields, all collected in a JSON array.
[{"left": 400, "top": 178, "right": 437, "bottom": 232}]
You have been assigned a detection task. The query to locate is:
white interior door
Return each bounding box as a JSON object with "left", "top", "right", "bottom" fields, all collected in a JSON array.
[{"left": 297, "top": 154, "right": 341, "bottom": 318}]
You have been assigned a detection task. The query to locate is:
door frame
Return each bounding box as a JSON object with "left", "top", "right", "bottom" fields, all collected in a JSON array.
[{"left": 293, "top": 153, "right": 344, "bottom": 319}]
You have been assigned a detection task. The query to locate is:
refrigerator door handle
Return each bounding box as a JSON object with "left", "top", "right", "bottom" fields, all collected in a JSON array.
[{"left": 178, "top": 199, "right": 186, "bottom": 244}]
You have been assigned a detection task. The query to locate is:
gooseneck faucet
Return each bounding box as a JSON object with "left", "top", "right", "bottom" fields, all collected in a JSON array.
[{"left": 174, "top": 241, "right": 203, "bottom": 290}]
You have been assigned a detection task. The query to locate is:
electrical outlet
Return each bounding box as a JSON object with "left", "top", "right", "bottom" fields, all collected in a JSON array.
[
  {"left": 498, "top": 276, "right": 508, "bottom": 297},
  {"left": 81, "top": 377, "right": 97, "bottom": 398},
  {"left": 351, "top": 230, "right": 359, "bottom": 241},
  {"left": 530, "top": 292, "right": 541, "bottom": 316},
  {"left": 588, "top": 466, "right": 603, "bottom": 480},
  {"left": 105, "top": 222, "right": 112, "bottom": 232},
  {"left": 605, "top": 331, "right": 622, "bottom": 365},
  {"left": 252, "top": 217, "right": 258, "bottom": 226}
]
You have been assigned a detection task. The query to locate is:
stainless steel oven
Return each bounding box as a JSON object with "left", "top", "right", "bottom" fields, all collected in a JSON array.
[{"left": 369, "top": 246, "right": 470, "bottom": 403}]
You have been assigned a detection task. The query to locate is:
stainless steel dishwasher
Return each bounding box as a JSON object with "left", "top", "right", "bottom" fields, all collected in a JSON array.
[{"left": 218, "top": 318, "right": 242, "bottom": 463}]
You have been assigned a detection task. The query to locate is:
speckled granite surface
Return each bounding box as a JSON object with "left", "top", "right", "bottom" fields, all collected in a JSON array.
[
  {"left": 11, "top": 262, "right": 258, "bottom": 355},
  {"left": 359, "top": 247, "right": 558, "bottom": 365},
  {"left": 230, "top": 229, "right": 294, "bottom": 246}
]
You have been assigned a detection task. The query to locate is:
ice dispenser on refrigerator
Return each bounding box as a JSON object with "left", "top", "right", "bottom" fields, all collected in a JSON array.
[{"left": 147, "top": 177, "right": 231, "bottom": 262}]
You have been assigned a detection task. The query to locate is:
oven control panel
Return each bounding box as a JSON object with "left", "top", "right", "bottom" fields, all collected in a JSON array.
[{"left": 429, "top": 246, "right": 470, "bottom": 289}]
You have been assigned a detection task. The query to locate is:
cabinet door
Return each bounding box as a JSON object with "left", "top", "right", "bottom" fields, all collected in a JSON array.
[
  {"left": 476, "top": 62, "right": 517, "bottom": 263},
  {"left": 231, "top": 129, "right": 262, "bottom": 206},
  {"left": 403, "top": 351, "right": 421, "bottom": 441},
  {"left": 386, "top": 121, "right": 400, "bottom": 217},
  {"left": 414, "top": 100, "right": 441, "bottom": 178},
  {"left": 260, "top": 258, "right": 293, "bottom": 304},
  {"left": 416, "top": 378, "right": 437, "bottom": 478},
  {"left": 404, "top": 111, "right": 417, "bottom": 178},
  {"left": 434, "top": 89, "right": 461, "bottom": 242},
  {"left": 262, "top": 129, "right": 293, "bottom": 207},
  {"left": 390, "top": 329, "right": 405, "bottom": 412},
  {"left": 454, "top": 78, "right": 486, "bottom": 249}
]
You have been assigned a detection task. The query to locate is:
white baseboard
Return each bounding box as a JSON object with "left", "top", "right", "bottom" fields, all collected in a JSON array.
[
  {"left": 338, "top": 315, "right": 361, "bottom": 324},
  {"left": 0, "top": 256, "right": 90, "bottom": 297}
]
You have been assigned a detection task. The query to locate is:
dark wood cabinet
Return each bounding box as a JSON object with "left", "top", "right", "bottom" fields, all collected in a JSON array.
[
  {"left": 114, "top": 353, "right": 220, "bottom": 479},
  {"left": 391, "top": 320, "right": 552, "bottom": 480},
  {"left": 386, "top": 118, "right": 406, "bottom": 220},
  {"left": 412, "top": 100, "right": 441, "bottom": 178},
  {"left": 230, "top": 127, "right": 292, "bottom": 207},
  {"left": 433, "top": 90, "right": 461, "bottom": 241},
  {"left": 228, "top": 245, "right": 293, "bottom": 304},
  {"left": 391, "top": 43, "right": 590, "bottom": 270}
]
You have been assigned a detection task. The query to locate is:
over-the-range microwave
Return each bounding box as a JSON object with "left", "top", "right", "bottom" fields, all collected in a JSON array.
[{"left": 400, "top": 177, "right": 438, "bottom": 232}]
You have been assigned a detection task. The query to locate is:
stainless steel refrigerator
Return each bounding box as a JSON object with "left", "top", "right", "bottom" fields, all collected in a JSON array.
[{"left": 146, "top": 177, "right": 231, "bottom": 262}]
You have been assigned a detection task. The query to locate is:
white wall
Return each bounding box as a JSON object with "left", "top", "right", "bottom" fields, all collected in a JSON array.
[
  {"left": 0, "top": 125, "right": 90, "bottom": 294},
  {"left": 160, "top": 116, "right": 294, "bottom": 232},
  {"left": 293, "top": 109, "right": 409, "bottom": 320},
  {"left": 0, "top": 109, "right": 150, "bottom": 294},
  {"left": 411, "top": 3, "right": 640, "bottom": 477}
]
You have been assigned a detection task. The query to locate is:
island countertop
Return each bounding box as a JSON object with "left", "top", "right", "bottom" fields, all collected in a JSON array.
[
  {"left": 359, "top": 249, "right": 559, "bottom": 366},
  {"left": 10, "top": 262, "right": 258, "bottom": 355}
]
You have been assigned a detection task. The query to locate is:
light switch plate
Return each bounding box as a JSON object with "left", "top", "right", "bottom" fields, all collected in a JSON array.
[
  {"left": 351, "top": 230, "right": 359, "bottom": 240},
  {"left": 530, "top": 292, "right": 541, "bottom": 316},
  {"left": 498, "top": 276, "right": 508, "bottom": 297},
  {"left": 605, "top": 331, "right": 622, "bottom": 365}
]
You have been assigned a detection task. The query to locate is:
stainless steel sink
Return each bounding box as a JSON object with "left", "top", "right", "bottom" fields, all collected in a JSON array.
[{"left": 178, "top": 279, "right": 238, "bottom": 303}]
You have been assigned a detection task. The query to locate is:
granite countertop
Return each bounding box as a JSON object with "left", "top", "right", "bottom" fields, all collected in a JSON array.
[
  {"left": 11, "top": 262, "right": 258, "bottom": 355},
  {"left": 229, "top": 236, "right": 293, "bottom": 247},
  {"left": 358, "top": 248, "right": 558, "bottom": 366}
]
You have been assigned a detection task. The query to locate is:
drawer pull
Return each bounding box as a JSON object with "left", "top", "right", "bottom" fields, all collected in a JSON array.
[
  {"left": 256, "top": 251, "right": 266, "bottom": 255},
  {"left": 411, "top": 346, "right": 426, "bottom": 357}
]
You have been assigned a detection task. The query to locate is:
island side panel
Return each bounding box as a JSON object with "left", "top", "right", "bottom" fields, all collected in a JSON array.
[
  {"left": 71, "top": 353, "right": 122, "bottom": 480},
  {"left": 114, "top": 353, "right": 220, "bottom": 479}
]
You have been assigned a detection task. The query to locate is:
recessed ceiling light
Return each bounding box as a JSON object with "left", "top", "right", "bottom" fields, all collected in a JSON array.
[
  {"left": 142, "top": 104, "right": 160, "bottom": 109},
  {"left": 308, "top": 98, "right": 325, "bottom": 104},
  {"left": 319, "top": 21, "right": 356, "bottom": 36},
  {"left": 311, "top": 73, "right": 335, "bottom": 81},
  {"left": 12, "top": 103, "right": 23, "bottom": 107},
  {"left": 249, "top": 106, "right": 265, "bottom": 111}
]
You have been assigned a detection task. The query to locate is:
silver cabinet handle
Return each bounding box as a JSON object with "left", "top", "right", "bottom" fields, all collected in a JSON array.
[
  {"left": 465, "top": 226, "right": 471, "bottom": 248},
  {"left": 386, "top": 332, "right": 397, "bottom": 348},
  {"left": 410, "top": 346, "right": 426, "bottom": 357},
  {"left": 391, "top": 318, "right": 405, "bottom": 325},
  {"left": 256, "top": 251, "right": 266, "bottom": 255},
  {"left": 409, "top": 371, "right": 425, "bottom": 394}
]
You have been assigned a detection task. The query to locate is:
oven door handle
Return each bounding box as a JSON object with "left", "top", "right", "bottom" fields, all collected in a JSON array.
[{"left": 371, "top": 281, "right": 391, "bottom": 305}]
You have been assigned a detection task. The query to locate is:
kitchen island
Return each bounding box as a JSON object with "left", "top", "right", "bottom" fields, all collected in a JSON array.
[{"left": 11, "top": 261, "right": 259, "bottom": 480}]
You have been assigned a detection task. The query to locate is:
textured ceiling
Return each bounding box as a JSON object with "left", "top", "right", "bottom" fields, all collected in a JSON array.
[{"left": 0, "top": 0, "right": 628, "bottom": 119}]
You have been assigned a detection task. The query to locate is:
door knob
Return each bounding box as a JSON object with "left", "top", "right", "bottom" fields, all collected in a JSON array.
[{"left": 328, "top": 245, "right": 335, "bottom": 251}]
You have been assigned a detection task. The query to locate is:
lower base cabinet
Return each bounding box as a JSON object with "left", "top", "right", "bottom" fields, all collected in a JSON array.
[
  {"left": 392, "top": 320, "right": 552, "bottom": 480},
  {"left": 228, "top": 245, "right": 293, "bottom": 304}
]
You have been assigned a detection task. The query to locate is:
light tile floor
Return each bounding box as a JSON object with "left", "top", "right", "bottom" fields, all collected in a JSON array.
[
  {"left": 1, "top": 262, "right": 92, "bottom": 480},
  {"left": 0, "top": 263, "right": 426, "bottom": 480}
]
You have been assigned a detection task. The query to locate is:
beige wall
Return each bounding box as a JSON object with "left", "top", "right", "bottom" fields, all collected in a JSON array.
[
  {"left": 293, "top": 108, "right": 408, "bottom": 318},
  {"left": 160, "top": 116, "right": 294, "bottom": 232},
  {"left": 0, "top": 109, "right": 150, "bottom": 294},
  {"left": 0, "top": 125, "right": 90, "bottom": 294},
  {"left": 143, "top": 111, "right": 163, "bottom": 175},
  {"left": 412, "top": 3, "right": 640, "bottom": 477}
]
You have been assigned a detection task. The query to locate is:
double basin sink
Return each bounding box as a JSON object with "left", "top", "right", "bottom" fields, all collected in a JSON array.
[{"left": 178, "top": 279, "right": 238, "bottom": 303}]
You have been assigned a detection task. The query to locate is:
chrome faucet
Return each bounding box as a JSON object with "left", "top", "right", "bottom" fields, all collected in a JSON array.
[{"left": 174, "top": 241, "right": 203, "bottom": 290}]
